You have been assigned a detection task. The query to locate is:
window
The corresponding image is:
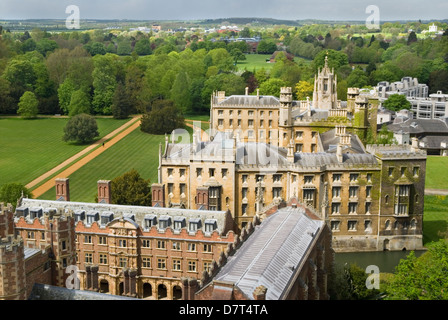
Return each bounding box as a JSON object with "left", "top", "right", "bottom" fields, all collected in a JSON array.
[
  {"left": 99, "top": 254, "right": 108, "bottom": 264},
  {"left": 157, "top": 240, "right": 166, "bottom": 249},
  {"left": 311, "top": 144, "right": 316, "bottom": 153},
  {"left": 157, "top": 258, "right": 166, "bottom": 269},
  {"left": 349, "top": 186, "right": 358, "bottom": 198},
  {"left": 366, "top": 186, "right": 372, "bottom": 198},
  {"left": 331, "top": 221, "right": 340, "bottom": 231},
  {"left": 204, "top": 262, "right": 212, "bottom": 273},
  {"left": 304, "top": 176, "right": 313, "bottom": 184},
  {"left": 119, "top": 239, "right": 127, "bottom": 247},
  {"left": 367, "top": 173, "right": 372, "bottom": 183},
  {"left": 401, "top": 167, "right": 406, "bottom": 176},
  {"left": 85, "top": 253, "right": 93, "bottom": 264},
  {"left": 350, "top": 173, "right": 359, "bottom": 182},
  {"left": 242, "top": 188, "right": 248, "bottom": 199},
  {"left": 248, "top": 110, "right": 254, "bottom": 116},
  {"left": 99, "top": 236, "right": 107, "bottom": 245},
  {"left": 218, "top": 119, "right": 223, "bottom": 126},
  {"left": 180, "top": 169, "right": 186, "bottom": 177},
  {"left": 62, "top": 240, "right": 66, "bottom": 250},
  {"left": 248, "top": 119, "right": 254, "bottom": 127},
  {"left": 144, "top": 216, "right": 157, "bottom": 229},
  {"left": 364, "top": 220, "right": 372, "bottom": 232},
  {"left": 396, "top": 185, "right": 410, "bottom": 196},
  {"left": 238, "top": 119, "right": 241, "bottom": 127},
  {"left": 366, "top": 202, "right": 371, "bottom": 214},
  {"left": 260, "top": 119, "right": 264, "bottom": 127},
  {"left": 173, "top": 259, "right": 181, "bottom": 271},
  {"left": 242, "top": 175, "right": 248, "bottom": 183},
  {"left": 296, "top": 144, "right": 303, "bottom": 152},
  {"left": 62, "top": 258, "right": 67, "bottom": 268},
  {"left": 273, "top": 174, "right": 282, "bottom": 183},
  {"left": 172, "top": 241, "right": 181, "bottom": 250},
  {"left": 142, "top": 257, "right": 151, "bottom": 268},
  {"left": 204, "top": 220, "right": 217, "bottom": 233},
  {"left": 28, "top": 231, "right": 35, "bottom": 239},
  {"left": 142, "top": 239, "right": 151, "bottom": 248},
  {"left": 203, "top": 244, "right": 212, "bottom": 253},
  {"left": 332, "top": 187, "right": 341, "bottom": 198},
  {"left": 303, "top": 189, "right": 314, "bottom": 201},
  {"left": 188, "top": 260, "right": 197, "bottom": 272},
  {"left": 41, "top": 232, "right": 45, "bottom": 240},
  {"left": 229, "top": 119, "right": 233, "bottom": 126},
  {"left": 331, "top": 203, "right": 341, "bottom": 215},
  {"left": 388, "top": 167, "right": 394, "bottom": 177},
  {"left": 222, "top": 168, "right": 228, "bottom": 178},
  {"left": 84, "top": 235, "right": 92, "bottom": 244},
  {"left": 168, "top": 183, "right": 174, "bottom": 194},
  {"left": 159, "top": 217, "right": 171, "bottom": 229},
  {"left": 187, "top": 243, "right": 196, "bottom": 252},
  {"left": 218, "top": 110, "right": 223, "bottom": 115},
  {"left": 296, "top": 131, "right": 303, "bottom": 139},
  {"left": 333, "top": 174, "right": 342, "bottom": 182},
  {"left": 413, "top": 167, "right": 419, "bottom": 177},
  {"left": 209, "top": 168, "right": 215, "bottom": 177},
  {"left": 395, "top": 204, "right": 408, "bottom": 216},
  {"left": 385, "top": 220, "right": 391, "bottom": 230},
  {"left": 242, "top": 204, "right": 248, "bottom": 214},
  {"left": 349, "top": 203, "right": 358, "bottom": 214},
  {"left": 348, "top": 221, "right": 357, "bottom": 231},
  {"left": 180, "top": 183, "right": 186, "bottom": 196},
  {"left": 168, "top": 168, "right": 173, "bottom": 177},
  {"left": 269, "top": 120, "right": 273, "bottom": 127},
  {"left": 273, "top": 187, "right": 282, "bottom": 198},
  {"left": 248, "top": 130, "right": 254, "bottom": 138}
]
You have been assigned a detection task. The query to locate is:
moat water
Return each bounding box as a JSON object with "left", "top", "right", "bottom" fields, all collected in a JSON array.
[{"left": 334, "top": 250, "right": 426, "bottom": 273}]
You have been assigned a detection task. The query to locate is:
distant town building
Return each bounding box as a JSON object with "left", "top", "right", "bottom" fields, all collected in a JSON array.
[{"left": 376, "top": 77, "right": 429, "bottom": 99}]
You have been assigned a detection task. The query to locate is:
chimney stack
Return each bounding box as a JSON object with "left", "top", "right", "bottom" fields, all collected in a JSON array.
[
  {"left": 97, "top": 180, "right": 112, "bottom": 204},
  {"left": 55, "top": 178, "right": 70, "bottom": 201},
  {"left": 245, "top": 87, "right": 249, "bottom": 95}
]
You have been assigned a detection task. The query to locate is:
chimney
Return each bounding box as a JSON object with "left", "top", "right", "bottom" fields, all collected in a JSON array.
[
  {"left": 336, "top": 144, "right": 343, "bottom": 163},
  {"left": 411, "top": 137, "right": 419, "bottom": 152},
  {"left": 287, "top": 139, "right": 295, "bottom": 163},
  {"left": 55, "top": 178, "right": 70, "bottom": 201},
  {"left": 253, "top": 285, "right": 267, "bottom": 300},
  {"left": 97, "top": 180, "right": 112, "bottom": 204},
  {"left": 217, "top": 91, "right": 226, "bottom": 103},
  {"left": 245, "top": 87, "right": 249, "bottom": 95},
  {"left": 257, "top": 88, "right": 260, "bottom": 100}
]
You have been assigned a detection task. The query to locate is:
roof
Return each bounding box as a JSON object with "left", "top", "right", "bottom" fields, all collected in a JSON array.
[
  {"left": 215, "top": 95, "right": 280, "bottom": 107},
  {"left": 18, "top": 198, "right": 231, "bottom": 236},
  {"left": 293, "top": 152, "right": 378, "bottom": 167},
  {"left": 388, "top": 118, "right": 448, "bottom": 135},
  {"left": 320, "top": 128, "right": 366, "bottom": 154},
  {"left": 213, "top": 206, "right": 324, "bottom": 300}
]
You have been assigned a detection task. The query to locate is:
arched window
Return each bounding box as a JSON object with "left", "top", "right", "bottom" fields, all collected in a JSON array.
[
  {"left": 100, "top": 279, "right": 109, "bottom": 293},
  {"left": 385, "top": 219, "right": 391, "bottom": 230},
  {"left": 173, "top": 285, "right": 182, "bottom": 300}
]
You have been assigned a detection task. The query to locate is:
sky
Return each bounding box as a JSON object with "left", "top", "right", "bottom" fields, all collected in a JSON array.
[{"left": 0, "top": 0, "right": 447, "bottom": 21}]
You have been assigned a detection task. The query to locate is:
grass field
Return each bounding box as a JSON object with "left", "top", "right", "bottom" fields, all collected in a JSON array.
[
  {"left": 423, "top": 195, "right": 448, "bottom": 245},
  {"left": 0, "top": 117, "right": 129, "bottom": 189},
  {"left": 237, "top": 54, "right": 273, "bottom": 72},
  {"left": 38, "top": 128, "right": 166, "bottom": 203},
  {"left": 425, "top": 156, "right": 448, "bottom": 190}
]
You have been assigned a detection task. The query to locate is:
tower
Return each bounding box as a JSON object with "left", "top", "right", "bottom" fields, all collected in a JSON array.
[
  {"left": 312, "top": 55, "right": 338, "bottom": 110},
  {"left": 353, "top": 96, "right": 369, "bottom": 141},
  {"left": 279, "top": 87, "right": 293, "bottom": 148}
]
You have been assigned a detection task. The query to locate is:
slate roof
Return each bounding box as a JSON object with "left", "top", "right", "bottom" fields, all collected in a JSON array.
[
  {"left": 216, "top": 95, "right": 280, "bottom": 107},
  {"left": 213, "top": 206, "right": 324, "bottom": 300},
  {"left": 319, "top": 128, "right": 366, "bottom": 154},
  {"left": 388, "top": 118, "right": 448, "bottom": 135},
  {"left": 18, "top": 198, "right": 231, "bottom": 236}
]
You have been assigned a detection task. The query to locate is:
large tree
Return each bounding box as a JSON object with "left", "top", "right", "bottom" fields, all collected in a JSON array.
[
  {"left": 140, "top": 100, "right": 185, "bottom": 135},
  {"left": 384, "top": 240, "right": 448, "bottom": 300},
  {"left": 109, "top": 169, "right": 151, "bottom": 206},
  {"left": 63, "top": 113, "right": 99, "bottom": 144},
  {"left": 111, "top": 82, "right": 131, "bottom": 119},
  {"left": 17, "top": 91, "right": 39, "bottom": 119},
  {"left": 383, "top": 94, "right": 412, "bottom": 112},
  {"left": 0, "top": 183, "right": 32, "bottom": 208},
  {"left": 68, "top": 89, "right": 91, "bottom": 116}
]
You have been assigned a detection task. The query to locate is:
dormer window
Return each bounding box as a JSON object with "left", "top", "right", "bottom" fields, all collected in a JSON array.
[
  {"left": 74, "top": 210, "right": 85, "bottom": 222},
  {"left": 144, "top": 215, "right": 157, "bottom": 229},
  {"left": 174, "top": 217, "right": 186, "bottom": 230},
  {"left": 204, "top": 219, "right": 218, "bottom": 233},
  {"left": 86, "top": 211, "right": 99, "bottom": 225},
  {"left": 100, "top": 212, "right": 114, "bottom": 226},
  {"left": 158, "top": 216, "right": 171, "bottom": 229},
  {"left": 189, "top": 218, "right": 202, "bottom": 232}
]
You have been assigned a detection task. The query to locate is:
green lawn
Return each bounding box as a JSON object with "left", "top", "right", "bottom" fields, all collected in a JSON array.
[
  {"left": 0, "top": 117, "right": 129, "bottom": 189},
  {"left": 38, "top": 129, "right": 166, "bottom": 203},
  {"left": 425, "top": 156, "right": 448, "bottom": 190},
  {"left": 423, "top": 195, "right": 448, "bottom": 245},
  {"left": 237, "top": 54, "right": 274, "bottom": 72}
]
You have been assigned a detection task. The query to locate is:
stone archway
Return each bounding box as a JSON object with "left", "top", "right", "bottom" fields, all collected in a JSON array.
[
  {"left": 383, "top": 239, "right": 390, "bottom": 251},
  {"left": 158, "top": 284, "right": 167, "bottom": 299},
  {"left": 100, "top": 279, "right": 109, "bottom": 293},
  {"left": 143, "top": 283, "right": 153, "bottom": 298},
  {"left": 173, "top": 285, "right": 182, "bottom": 300}
]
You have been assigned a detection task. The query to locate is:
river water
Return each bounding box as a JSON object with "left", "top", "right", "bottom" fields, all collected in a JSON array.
[{"left": 334, "top": 250, "right": 426, "bottom": 273}]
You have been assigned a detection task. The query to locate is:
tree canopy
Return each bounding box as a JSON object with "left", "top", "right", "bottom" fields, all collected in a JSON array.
[
  {"left": 108, "top": 169, "right": 151, "bottom": 206},
  {"left": 383, "top": 94, "right": 412, "bottom": 112},
  {"left": 63, "top": 113, "right": 99, "bottom": 144},
  {"left": 0, "top": 183, "right": 32, "bottom": 208}
]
